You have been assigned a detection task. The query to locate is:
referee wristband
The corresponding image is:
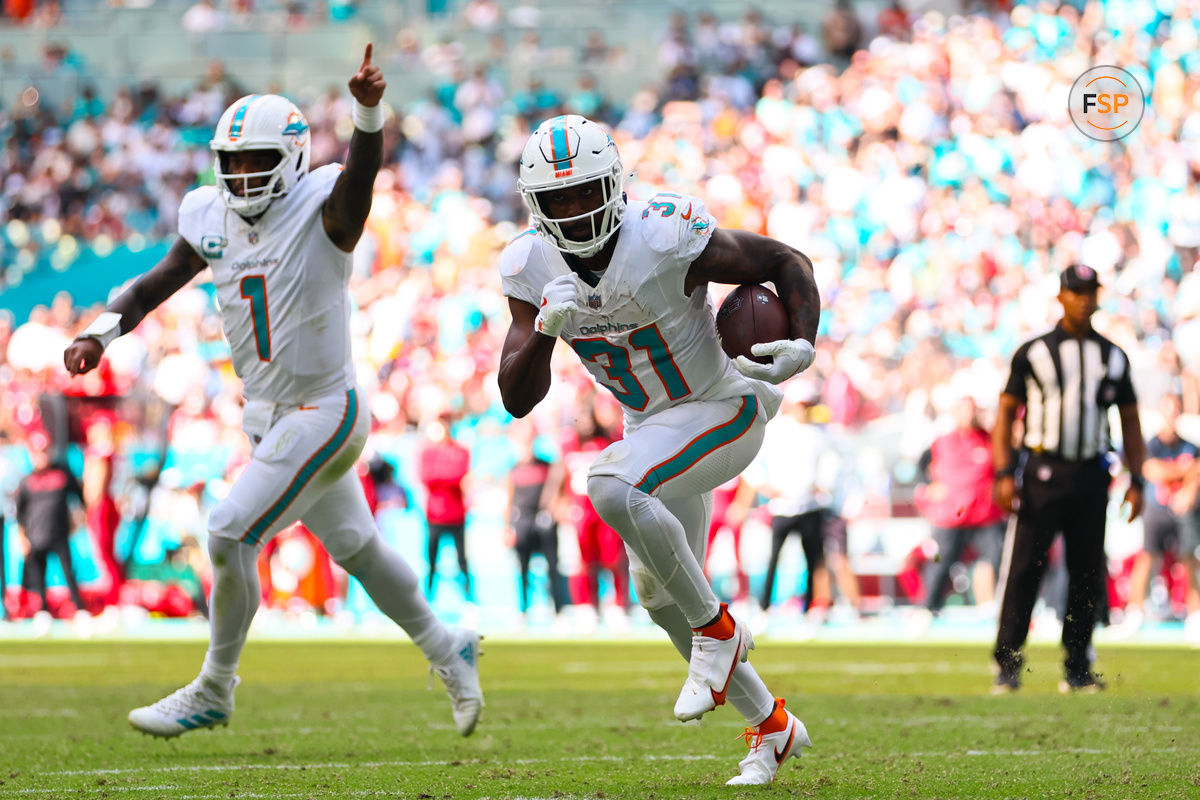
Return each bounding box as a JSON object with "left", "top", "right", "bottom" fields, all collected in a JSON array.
[{"left": 353, "top": 100, "right": 384, "bottom": 133}]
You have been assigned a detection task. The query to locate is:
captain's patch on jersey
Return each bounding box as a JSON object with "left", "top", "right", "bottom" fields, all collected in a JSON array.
[{"left": 201, "top": 235, "right": 228, "bottom": 258}]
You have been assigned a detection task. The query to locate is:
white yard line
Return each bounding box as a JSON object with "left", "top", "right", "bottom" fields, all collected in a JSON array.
[
  {"left": 3, "top": 749, "right": 1186, "bottom": 799},
  {"left": 32, "top": 753, "right": 723, "bottom": 781},
  {"left": 8, "top": 788, "right": 178, "bottom": 795},
  {"left": 9, "top": 789, "right": 612, "bottom": 800},
  {"left": 26, "top": 746, "right": 1156, "bottom": 783}
]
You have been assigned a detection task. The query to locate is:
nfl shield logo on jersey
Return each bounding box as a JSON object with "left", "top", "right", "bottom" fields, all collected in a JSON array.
[
  {"left": 248, "top": 231, "right": 259, "bottom": 245},
  {"left": 588, "top": 293, "right": 602, "bottom": 309}
]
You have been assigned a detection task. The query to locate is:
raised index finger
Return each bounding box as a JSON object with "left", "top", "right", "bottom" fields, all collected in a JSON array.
[{"left": 360, "top": 43, "right": 373, "bottom": 70}]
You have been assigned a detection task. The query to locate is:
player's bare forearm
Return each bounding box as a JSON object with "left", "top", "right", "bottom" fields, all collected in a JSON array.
[
  {"left": 772, "top": 250, "right": 820, "bottom": 344},
  {"left": 688, "top": 229, "right": 820, "bottom": 343},
  {"left": 110, "top": 238, "right": 208, "bottom": 326},
  {"left": 323, "top": 128, "right": 382, "bottom": 252},
  {"left": 64, "top": 238, "right": 206, "bottom": 375},
  {"left": 498, "top": 299, "right": 557, "bottom": 418}
]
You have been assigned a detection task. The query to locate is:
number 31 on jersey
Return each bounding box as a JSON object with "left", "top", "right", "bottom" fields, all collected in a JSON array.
[{"left": 572, "top": 324, "right": 690, "bottom": 410}]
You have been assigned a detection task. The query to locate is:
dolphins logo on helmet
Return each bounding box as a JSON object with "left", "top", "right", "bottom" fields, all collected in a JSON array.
[{"left": 211, "top": 94, "right": 311, "bottom": 218}]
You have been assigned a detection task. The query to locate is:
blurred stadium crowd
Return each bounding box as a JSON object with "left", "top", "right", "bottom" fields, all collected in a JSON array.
[{"left": 2, "top": 0, "right": 1200, "bottom": 638}]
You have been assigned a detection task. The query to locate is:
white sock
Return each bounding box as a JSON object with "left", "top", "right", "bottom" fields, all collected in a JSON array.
[
  {"left": 338, "top": 535, "right": 454, "bottom": 664},
  {"left": 587, "top": 475, "right": 719, "bottom": 626},
  {"left": 200, "top": 536, "right": 260, "bottom": 693},
  {"left": 647, "top": 604, "right": 775, "bottom": 725}
]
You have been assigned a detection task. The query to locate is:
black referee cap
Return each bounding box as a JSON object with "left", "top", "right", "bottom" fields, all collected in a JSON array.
[{"left": 1061, "top": 264, "right": 1101, "bottom": 292}]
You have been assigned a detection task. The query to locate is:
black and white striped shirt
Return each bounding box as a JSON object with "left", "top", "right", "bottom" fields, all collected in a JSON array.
[{"left": 1003, "top": 325, "right": 1137, "bottom": 461}]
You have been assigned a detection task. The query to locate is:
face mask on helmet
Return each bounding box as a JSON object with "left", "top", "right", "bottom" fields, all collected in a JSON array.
[
  {"left": 211, "top": 94, "right": 311, "bottom": 218},
  {"left": 518, "top": 115, "right": 625, "bottom": 258},
  {"left": 215, "top": 149, "right": 285, "bottom": 208}
]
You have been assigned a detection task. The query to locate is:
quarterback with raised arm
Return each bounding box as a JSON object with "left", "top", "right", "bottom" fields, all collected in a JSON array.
[
  {"left": 497, "top": 114, "right": 820, "bottom": 785},
  {"left": 64, "top": 46, "right": 483, "bottom": 739}
]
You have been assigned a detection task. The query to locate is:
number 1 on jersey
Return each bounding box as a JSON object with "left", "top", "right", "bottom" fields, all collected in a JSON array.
[{"left": 239, "top": 275, "right": 271, "bottom": 361}]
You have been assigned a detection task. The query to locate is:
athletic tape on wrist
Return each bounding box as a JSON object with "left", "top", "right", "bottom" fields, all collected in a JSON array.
[
  {"left": 353, "top": 101, "right": 384, "bottom": 133},
  {"left": 80, "top": 311, "right": 123, "bottom": 350}
]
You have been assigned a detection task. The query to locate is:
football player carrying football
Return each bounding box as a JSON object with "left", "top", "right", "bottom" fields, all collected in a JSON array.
[
  {"left": 64, "top": 45, "right": 483, "bottom": 739},
  {"left": 497, "top": 114, "right": 819, "bottom": 784}
]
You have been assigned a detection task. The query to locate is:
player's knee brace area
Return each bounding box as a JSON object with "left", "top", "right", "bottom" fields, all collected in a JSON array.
[
  {"left": 207, "top": 534, "right": 254, "bottom": 572},
  {"left": 318, "top": 523, "right": 374, "bottom": 564},
  {"left": 208, "top": 498, "right": 250, "bottom": 545},
  {"left": 587, "top": 476, "right": 671, "bottom": 609},
  {"left": 333, "top": 534, "right": 416, "bottom": 594},
  {"left": 586, "top": 474, "right": 640, "bottom": 529},
  {"left": 333, "top": 533, "right": 378, "bottom": 575}
]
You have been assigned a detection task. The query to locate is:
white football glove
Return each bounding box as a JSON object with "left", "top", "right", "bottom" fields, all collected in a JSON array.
[
  {"left": 732, "top": 339, "right": 816, "bottom": 385},
  {"left": 534, "top": 273, "right": 582, "bottom": 338}
]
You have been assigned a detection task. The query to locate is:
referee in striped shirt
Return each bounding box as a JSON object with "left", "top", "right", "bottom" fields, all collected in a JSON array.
[{"left": 991, "top": 264, "right": 1146, "bottom": 694}]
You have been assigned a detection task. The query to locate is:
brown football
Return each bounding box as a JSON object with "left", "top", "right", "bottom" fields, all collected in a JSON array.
[{"left": 715, "top": 284, "right": 790, "bottom": 364}]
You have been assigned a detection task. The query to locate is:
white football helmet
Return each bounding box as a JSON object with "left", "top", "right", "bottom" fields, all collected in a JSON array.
[
  {"left": 518, "top": 114, "right": 625, "bottom": 257},
  {"left": 210, "top": 94, "right": 311, "bottom": 218}
]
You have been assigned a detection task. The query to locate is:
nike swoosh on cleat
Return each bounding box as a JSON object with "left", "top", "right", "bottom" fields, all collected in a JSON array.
[
  {"left": 774, "top": 727, "right": 796, "bottom": 764},
  {"left": 710, "top": 632, "right": 744, "bottom": 707}
]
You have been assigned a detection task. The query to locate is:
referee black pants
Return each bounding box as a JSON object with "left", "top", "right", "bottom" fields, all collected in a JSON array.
[
  {"left": 760, "top": 510, "right": 825, "bottom": 611},
  {"left": 22, "top": 537, "right": 86, "bottom": 613},
  {"left": 994, "top": 456, "right": 1109, "bottom": 677}
]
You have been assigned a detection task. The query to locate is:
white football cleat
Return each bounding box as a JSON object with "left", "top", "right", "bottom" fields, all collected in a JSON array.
[
  {"left": 430, "top": 628, "right": 484, "bottom": 736},
  {"left": 726, "top": 700, "right": 811, "bottom": 785},
  {"left": 673, "top": 604, "right": 753, "bottom": 722},
  {"left": 128, "top": 676, "right": 239, "bottom": 739}
]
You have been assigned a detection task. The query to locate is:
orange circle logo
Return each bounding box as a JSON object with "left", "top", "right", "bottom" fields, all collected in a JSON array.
[{"left": 1068, "top": 66, "right": 1145, "bottom": 142}]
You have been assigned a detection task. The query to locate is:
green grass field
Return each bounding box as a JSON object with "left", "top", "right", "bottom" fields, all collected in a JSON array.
[{"left": 0, "top": 639, "right": 1196, "bottom": 799}]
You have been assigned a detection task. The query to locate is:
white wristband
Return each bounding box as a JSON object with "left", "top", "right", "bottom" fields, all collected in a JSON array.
[
  {"left": 79, "top": 311, "right": 123, "bottom": 350},
  {"left": 353, "top": 100, "right": 384, "bottom": 133}
]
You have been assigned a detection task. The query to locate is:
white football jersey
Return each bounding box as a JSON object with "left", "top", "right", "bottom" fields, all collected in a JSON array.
[
  {"left": 500, "top": 193, "right": 759, "bottom": 424},
  {"left": 179, "top": 164, "right": 355, "bottom": 404}
]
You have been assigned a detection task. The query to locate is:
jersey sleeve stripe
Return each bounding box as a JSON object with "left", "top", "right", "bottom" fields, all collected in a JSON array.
[
  {"left": 241, "top": 388, "right": 358, "bottom": 546},
  {"left": 634, "top": 395, "right": 758, "bottom": 493}
]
